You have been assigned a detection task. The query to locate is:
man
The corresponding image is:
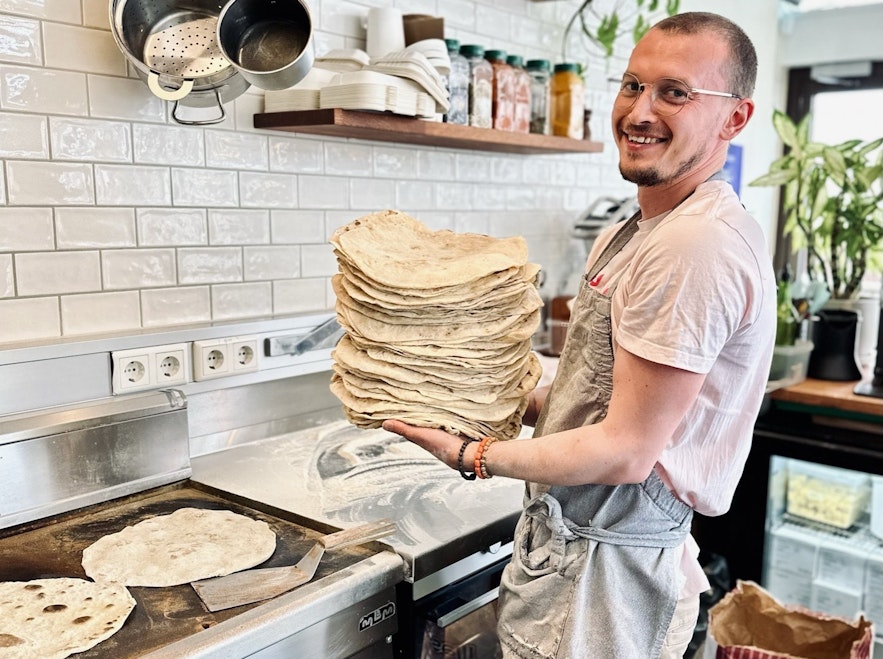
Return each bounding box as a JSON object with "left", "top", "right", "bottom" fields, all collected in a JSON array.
[{"left": 383, "top": 12, "right": 775, "bottom": 659}]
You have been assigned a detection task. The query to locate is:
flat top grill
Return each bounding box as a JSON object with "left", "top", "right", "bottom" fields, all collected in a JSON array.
[
  {"left": 191, "top": 420, "right": 525, "bottom": 582},
  {"left": 0, "top": 481, "right": 381, "bottom": 657}
]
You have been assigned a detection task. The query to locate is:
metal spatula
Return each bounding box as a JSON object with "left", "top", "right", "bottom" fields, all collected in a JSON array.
[{"left": 191, "top": 518, "right": 396, "bottom": 612}]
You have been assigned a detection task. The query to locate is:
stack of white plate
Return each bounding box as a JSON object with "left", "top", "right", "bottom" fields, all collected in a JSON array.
[
  {"left": 263, "top": 41, "right": 451, "bottom": 117},
  {"left": 366, "top": 50, "right": 449, "bottom": 113},
  {"left": 264, "top": 67, "right": 336, "bottom": 112},
  {"left": 315, "top": 49, "right": 371, "bottom": 72},
  {"left": 319, "top": 70, "right": 437, "bottom": 118}
]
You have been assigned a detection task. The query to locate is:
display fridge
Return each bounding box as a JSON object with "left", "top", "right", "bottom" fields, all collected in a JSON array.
[{"left": 692, "top": 389, "right": 883, "bottom": 656}]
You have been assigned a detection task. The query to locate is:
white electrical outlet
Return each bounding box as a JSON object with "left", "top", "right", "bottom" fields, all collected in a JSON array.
[
  {"left": 112, "top": 349, "right": 153, "bottom": 394},
  {"left": 231, "top": 336, "right": 259, "bottom": 372},
  {"left": 153, "top": 343, "right": 190, "bottom": 387},
  {"left": 112, "top": 343, "right": 191, "bottom": 394},
  {"left": 192, "top": 335, "right": 259, "bottom": 381}
]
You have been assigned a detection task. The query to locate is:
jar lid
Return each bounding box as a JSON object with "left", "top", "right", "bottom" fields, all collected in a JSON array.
[
  {"left": 484, "top": 49, "right": 508, "bottom": 62},
  {"left": 506, "top": 54, "right": 524, "bottom": 67},
  {"left": 525, "top": 59, "right": 551, "bottom": 71},
  {"left": 460, "top": 44, "right": 485, "bottom": 57},
  {"left": 554, "top": 62, "right": 581, "bottom": 74},
  {"left": 445, "top": 38, "right": 460, "bottom": 53}
]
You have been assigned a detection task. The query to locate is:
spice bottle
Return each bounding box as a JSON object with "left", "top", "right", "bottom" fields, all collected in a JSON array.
[
  {"left": 525, "top": 59, "right": 551, "bottom": 135},
  {"left": 459, "top": 44, "right": 493, "bottom": 129},
  {"left": 550, "top": 62, "right": 584, "bottom": 139},
  {"left": 583, "top": 108, "right": 593, "bottom": 141},
  {"left": 444, "top": 38, "right": 469, "bottom": 125},
  {"left": 507, "top": 54, "right": 532, "bottom": 134},
  {"left": 484, "top": 49, "right": 515, "bottom": 131}
]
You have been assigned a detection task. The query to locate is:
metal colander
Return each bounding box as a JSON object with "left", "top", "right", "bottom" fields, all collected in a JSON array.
[
  {"left": 143, "top": 14, "right": 229, "bottom": 77},
  {"left": 110, "top": 0, "right": 249, "bottom": 115}
]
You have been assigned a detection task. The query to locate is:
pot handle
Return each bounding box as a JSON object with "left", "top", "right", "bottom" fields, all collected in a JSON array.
[
  {"left": 147, "top": 72, "right": 194, "bottom": 101},
  {"left": 170, "top": 89, "right": 227, "bottom": 126}
]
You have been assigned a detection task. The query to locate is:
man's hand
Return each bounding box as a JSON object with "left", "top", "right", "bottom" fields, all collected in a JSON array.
[{"left": 382, "top": 420, "right": 470, "bottom": 471}]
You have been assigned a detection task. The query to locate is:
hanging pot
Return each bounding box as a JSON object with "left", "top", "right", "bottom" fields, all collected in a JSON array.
[
  {"left": 109, "top": 0, "right": 251, "bottom": 125},
  {"left": 217, "top": 0, "right": 315, "bottom": 91}
]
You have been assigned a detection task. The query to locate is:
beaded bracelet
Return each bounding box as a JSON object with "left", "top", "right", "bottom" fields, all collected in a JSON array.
[
  {"left": 473, "top": 436, "right": 499, "bottom": 479},
  {"left": 457, "top": 439, "right": 476, "bottom": 480}
]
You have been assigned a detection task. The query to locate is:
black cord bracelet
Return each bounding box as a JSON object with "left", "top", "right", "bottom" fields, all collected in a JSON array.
[{"left": 457, "top": 439, "right": 476, "bottom": 480}]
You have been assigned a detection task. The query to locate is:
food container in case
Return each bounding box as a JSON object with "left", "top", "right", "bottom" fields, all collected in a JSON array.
[
  {"left": 785, "top": 460, "right": 871, "bottom": 529},
  {"left": 871, "top": 475, "right": 883, "bottom": 540}
]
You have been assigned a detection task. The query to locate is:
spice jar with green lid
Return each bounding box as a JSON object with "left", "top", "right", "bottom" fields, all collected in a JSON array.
[
  {"left": 550, "top": 62, "right": 584, "bottom": 139},
  {"left": 484, "top": 49, "right": 515, "bottom": 131},
  {"left": 459, "top": 45, "right": 493, "bottom": 129},
  {"left": 525, "top": 59, "right": 551, "bottom": 135}
]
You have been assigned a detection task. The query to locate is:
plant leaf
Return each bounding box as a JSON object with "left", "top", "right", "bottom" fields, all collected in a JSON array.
[
  {"left": 772, "top": 110, "right": 799, "bottom": 150},
  {"left": 666, "top": 0, "right": 680, "bottom": 15}
]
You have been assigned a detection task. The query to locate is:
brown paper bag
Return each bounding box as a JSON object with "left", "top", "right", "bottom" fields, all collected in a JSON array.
[{"left": 706, "top": 581, "right": 874, "bottom": 659}]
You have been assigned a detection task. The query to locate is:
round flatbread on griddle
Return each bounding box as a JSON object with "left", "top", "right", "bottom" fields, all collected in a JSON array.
[
  {"left": 0, "top": 577, "right": 135, "bottom": 659},
  {"left": 81, "top": 507, "right": 277, "bottom": 587}
]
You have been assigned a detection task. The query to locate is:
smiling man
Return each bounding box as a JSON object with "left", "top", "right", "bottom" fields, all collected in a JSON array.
[{"left": 383, "top": 12, "right": 776, "bottom": 659}]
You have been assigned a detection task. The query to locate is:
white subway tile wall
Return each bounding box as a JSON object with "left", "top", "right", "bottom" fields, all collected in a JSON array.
[{"left": 0, "top": 0, "right": 634, "bottom": 345}]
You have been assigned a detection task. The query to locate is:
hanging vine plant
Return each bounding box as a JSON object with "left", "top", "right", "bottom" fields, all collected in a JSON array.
[{"left": 563, "top": 0, "right": 681, "bottom": 64}]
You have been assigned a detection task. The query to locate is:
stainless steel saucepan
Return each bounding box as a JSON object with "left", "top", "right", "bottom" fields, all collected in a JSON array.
[{"left": 217, "top": 0, "right": 315, "bottom": 91}]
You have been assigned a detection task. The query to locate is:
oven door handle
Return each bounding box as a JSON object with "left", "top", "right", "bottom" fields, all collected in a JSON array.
[{"left": 435, "top": 586, "right": 500, "bottom": 628}]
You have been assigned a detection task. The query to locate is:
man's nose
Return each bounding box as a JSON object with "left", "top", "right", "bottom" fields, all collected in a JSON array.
[{"left": 626, "top": 86, "right": 657, "bottom": 120}]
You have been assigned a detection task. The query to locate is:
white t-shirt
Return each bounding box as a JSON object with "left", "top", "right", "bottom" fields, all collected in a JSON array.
[{"left": 585, "top": 179, "right": 776, "bottom": 595}]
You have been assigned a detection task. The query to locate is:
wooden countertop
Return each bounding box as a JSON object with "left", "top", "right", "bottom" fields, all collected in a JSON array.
[{"left": 769, "top": 378, "right": 883, "bottom": 418}]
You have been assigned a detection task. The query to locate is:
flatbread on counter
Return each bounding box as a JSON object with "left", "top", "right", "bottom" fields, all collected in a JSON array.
[
  {"left": 330, "top": 210, "right": 542, "bottom": 441},
  {"left": 0, "top": 577, "right": 135, "bottom": 659},
  {"left": 81, "top": 508, "right": 277, "bottom": 587}
]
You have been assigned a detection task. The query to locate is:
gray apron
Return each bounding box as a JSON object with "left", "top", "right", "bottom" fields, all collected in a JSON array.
[{"left": 497, "top": 212, "right": 694, "bottom": 659}]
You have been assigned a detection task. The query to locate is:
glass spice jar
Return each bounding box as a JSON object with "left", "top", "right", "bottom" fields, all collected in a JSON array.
[
  {"left": 459, "top": 44, "right": 493, "bottom": 129},
  {"left": 550, "top": 62, "right": 584, "bottom": 139},
  {"left": 507, "top": 54, "right": 532, "bottom": 134},
  {"left": 525, "top": 59, "right": 551, "bottom": 135},
  {"left": 484, "top": 49, "right": 515, "bottom": 131}
]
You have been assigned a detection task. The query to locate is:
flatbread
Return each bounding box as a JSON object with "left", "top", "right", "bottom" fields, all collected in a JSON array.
[
  {"left": 0, "top": 577, "right": 135, "bottom": 659},
  {"left": 330, "top": 210, "right": 529, "bottom": 289},
  {"left": 81, "top": 508, "right": 277, "bottom": 587},
  {"left": 330, "top": 210, "right": 542, "bottom": 440}
]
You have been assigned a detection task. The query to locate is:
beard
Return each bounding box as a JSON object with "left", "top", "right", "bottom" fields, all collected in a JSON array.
[
  {"left": 617, "top": 126, "right": 706, "bottom": 187},
  {"left": 619, "top": 151, "right": 702, "bottom": 187}
]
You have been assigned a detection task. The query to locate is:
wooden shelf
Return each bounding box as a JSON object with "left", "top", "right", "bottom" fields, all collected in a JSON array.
[{"left": 253, "top": 108, "right": 604, "bottom": 155}]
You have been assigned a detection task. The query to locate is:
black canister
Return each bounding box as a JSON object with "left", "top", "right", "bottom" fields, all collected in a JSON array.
[{"left": 807, "top": 309, "right": 863, "bottom": 381}]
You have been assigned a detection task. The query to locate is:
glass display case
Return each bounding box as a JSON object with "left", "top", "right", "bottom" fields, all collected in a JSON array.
[{"left": 763, "top": 456, "right": 883, "bottom": 654}]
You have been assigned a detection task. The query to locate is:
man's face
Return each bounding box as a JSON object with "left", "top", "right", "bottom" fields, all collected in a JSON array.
[{"left": 611, "top": 29, "right": 737, "bottom": 188}]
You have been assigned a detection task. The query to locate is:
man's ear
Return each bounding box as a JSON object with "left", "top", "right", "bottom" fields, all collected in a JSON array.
[{"left": 720, "top": 98, "right": 754, "bottom": 141}]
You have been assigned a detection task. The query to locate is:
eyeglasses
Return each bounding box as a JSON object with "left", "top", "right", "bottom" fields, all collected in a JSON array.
[{"left": 615, "top": 73, "right": 743, "bottom": 116}]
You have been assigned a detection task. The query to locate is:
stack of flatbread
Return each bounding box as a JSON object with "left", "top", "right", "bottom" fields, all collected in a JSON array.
[{"left": 329, "top": 210, "right": 543, "bottom": 441}]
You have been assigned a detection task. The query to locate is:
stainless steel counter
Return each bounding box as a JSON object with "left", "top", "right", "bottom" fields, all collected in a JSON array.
[{"left": 191, "top": 420, "right": 526, "bottom": 582}]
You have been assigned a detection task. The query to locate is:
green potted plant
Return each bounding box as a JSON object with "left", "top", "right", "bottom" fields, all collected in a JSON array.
[
  {"left": 750, "top": 109, "right": 883, "bottom": 301},
  {"left": 562, "top": 0, "right": 680, "bottom": 64}
]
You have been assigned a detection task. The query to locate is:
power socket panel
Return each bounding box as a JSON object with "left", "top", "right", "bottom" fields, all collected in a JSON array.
[
  {"left": 111, "top": 342, "right": 190, "bottom": 394},
  {"left": 192, "top": 335, "right": 259, "bottom": 381}
]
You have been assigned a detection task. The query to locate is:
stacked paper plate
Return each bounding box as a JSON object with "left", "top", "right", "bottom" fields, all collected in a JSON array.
[
  {"left": 367, "top": 50, "right": 449, "bottom": 113},
  {"left": 315, "top": 49, "right": 371, "bottom": 72},
  {"left": 318, "top": 71, "right": 436, "bottom": 117},
  {"left": 263, "top": 67, "right": 336, "bottom": 112},
  {"left": 329, "top": 209, "right": 543, "bottom": 441}
]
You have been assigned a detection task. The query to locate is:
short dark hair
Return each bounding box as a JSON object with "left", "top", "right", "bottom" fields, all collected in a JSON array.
[{"left": 652, "top": 12, "right": 758, "bottom": 98}]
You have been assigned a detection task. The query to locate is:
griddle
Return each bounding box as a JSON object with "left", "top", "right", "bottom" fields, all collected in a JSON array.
[{"left": 0, "top": 481, "right": 381, "bottom": 657}]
